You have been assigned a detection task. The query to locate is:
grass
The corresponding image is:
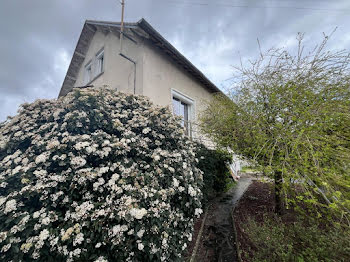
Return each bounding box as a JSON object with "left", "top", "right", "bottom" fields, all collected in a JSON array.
[{"left": 240, "top": 166, "right": 259, "bottom": 173}]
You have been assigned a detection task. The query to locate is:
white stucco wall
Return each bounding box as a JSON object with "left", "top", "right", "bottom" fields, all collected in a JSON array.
[
  {"left": 74, "top": 29, "right": 144, "bottom": 95},
  {"left": 141, "top": 40, "right": 214, "bottom": 140}
]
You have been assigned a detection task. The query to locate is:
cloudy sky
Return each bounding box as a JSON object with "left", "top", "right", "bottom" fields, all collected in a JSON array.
[{"left": 0, "top": 0, "right": 349, "bottom": 121}]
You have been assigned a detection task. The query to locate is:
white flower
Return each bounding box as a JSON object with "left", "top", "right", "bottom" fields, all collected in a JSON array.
[
  {"left": 12, "top": 165, "right": 22, "bottom": 175},
  {"left": 35, "top": 153, "right": 48, "bottom": 164},
  {"left": 74, "top": 141, "right": 90, "bottom": 150},
  {"left": 33, "top": 211, "right": 41, "bottom": 219},
  {"left": 1, "top": 243, "right": 11, "bottom": 253},
  {"left": 20, "top": 242, "right": 32, "bottom": 253},
  {"left": 72, "top": 248, "right": 82, "bottom": 256},
  {"left": 95, "top": 242, "right": 102, "bottom": 248},
  {"left": 188, "top": 234, "right": 193, "bottom": 241},
  {"left": 112, "top": 225, "right": 128, "bottom": 236},
  {"left": 71, "top": 157, "right": 87, "bottom": 168},
  {"left": 142, "top": 127, "right": 151, "bottom": 134},
  {"left": 173, "top": 178, "right": 179, "bottom": 187},
  {"left": 138, "top": 243, "right": 144, "bottom": 250},
  {"left": 137, "top": 229, "right": 145, "bottom": 238},
  {"left": 130, "top": 208, "right": 147, "bottom": 219},
  {"left": 0, "top": 232, "right": 7, "bottom": 243},
  {"left": 73, "top": 233, "right": 84, "bottom": 246},
  {"left": 39, "top": 229, "right": 50, "bottom": 241},
  {"left": 46, "top": 140, "right": 60, "bottom": 150},
  {"left": 50, "top": 237, "right": 59, "bottom": 247},
  {"left": 42, "top": 217, "right": 50, "bottom": 225},
  {"left": 4, "top": 199, "right": 17, "bottom": 214},
  {"left": 0, "top": 197, "right": 6, "bottom": 207},
  {"left": 94, "top": 256, "right": 108, "bottom": 262},
  {"left": 19, "top": 215, "right": 30, "bottom": 227},
  {"left": 33, "top": 169, "right": 47, "bottom": 177},
  {"left": 153, "top": 155, "right": 160, "bottom": 161},
  {"left": 0, "top": 136, "right": 8, "bottom": 150},
  {"left": 61, "top": 227, "right": 74, "bottom": 241},
  {"left": 188, "top": 185, "right": 197, "bottom": 197},
  {"left": 93, "top": 177, "right": 105, "bottom": 191},
  {"left": 195, "top": 208, "right": 203, "bottom": 217}
]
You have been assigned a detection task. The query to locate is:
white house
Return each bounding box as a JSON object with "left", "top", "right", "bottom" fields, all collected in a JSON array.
[{"left": 58, "top": 18, "right": 223, "bottom": 143}]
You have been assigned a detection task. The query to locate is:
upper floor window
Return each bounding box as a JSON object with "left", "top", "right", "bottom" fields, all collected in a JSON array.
[
  {"left": 84, "top": 61, "right": 92, "bottom": 84},
  {"left": 96, "top": 49, "right": 104, "bottom": 75}
]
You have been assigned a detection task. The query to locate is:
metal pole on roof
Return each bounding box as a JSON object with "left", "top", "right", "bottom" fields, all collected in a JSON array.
[
  {"left": 120, "top": 0, "right": 125, "bottom": 53},
  {"left": 118, "top": 0, "right": 137, "bottom": 95}
]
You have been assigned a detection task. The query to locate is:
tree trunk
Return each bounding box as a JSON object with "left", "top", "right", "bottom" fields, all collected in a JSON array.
[{"left": 274, "top": 170, "right": 283, "bottom": 215}]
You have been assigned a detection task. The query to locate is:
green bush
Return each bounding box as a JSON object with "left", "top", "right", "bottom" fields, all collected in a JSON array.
[
  {"left": 241, "top": 215, "right": 350, "bottom": 262},
  {"left": 0, "top": 88, "right": 203, "bottom": 261},
  {"left": 195, "top": 144, "right": 232, "bottom": 204}
]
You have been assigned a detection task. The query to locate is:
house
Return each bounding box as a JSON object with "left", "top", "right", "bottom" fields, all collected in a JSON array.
[{"left": 58, "top": 18, "right": 222, "bottom": 142}]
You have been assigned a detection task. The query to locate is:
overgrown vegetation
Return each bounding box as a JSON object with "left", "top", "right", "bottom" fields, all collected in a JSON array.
[
  {"left": 201, "top": 33, "right": 350, "bottom": 220},
  {"left": 241, "top": 211, "right": 350, "bottom": 261},
  {"left": 234, "top": 181, "right": 350, "bottom": 262},
  {"left": 195, "top": 143, "right": 233, "bottom": 205}
]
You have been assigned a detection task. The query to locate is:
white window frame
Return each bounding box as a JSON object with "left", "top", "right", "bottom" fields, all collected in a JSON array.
[
  {"left": 171, "top": 89, "right": 195, "bottom": 136},
  {"left": 95, "top": 48, "right": 104, "bottom": 76},
  {"left": 84, "top": 61, "right": 93, "bottom": 84}
]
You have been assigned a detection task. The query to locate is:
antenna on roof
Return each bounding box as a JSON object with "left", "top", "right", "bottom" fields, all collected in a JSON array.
[
  {"left": 120, "top": 0, "right": 125, "bottom": 53},
  {"left": 118, "top": 0, "right": 137, "bottom": 95}
]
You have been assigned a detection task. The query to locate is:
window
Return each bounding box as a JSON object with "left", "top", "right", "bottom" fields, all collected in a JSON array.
[
  {"left": 172, "top": 90, "right": 194, "bottom": 136},
  {"left": 96, "top": 49, "right": 104, "bottom": 75},
  {"left": 173, "top": 97, "right": 189, "bottom": 128},
  {"left": 84, "top": 62, "right": 92, "bottom": 84}
]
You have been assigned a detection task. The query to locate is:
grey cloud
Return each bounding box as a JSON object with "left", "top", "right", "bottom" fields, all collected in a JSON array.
[{"left": 1, "top": 0, "right": 349, "bottom": 121}]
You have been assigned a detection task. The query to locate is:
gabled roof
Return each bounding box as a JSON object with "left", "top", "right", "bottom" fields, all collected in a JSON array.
[{"left": 59, "top": 18, "right": 222, "bottom": 97}]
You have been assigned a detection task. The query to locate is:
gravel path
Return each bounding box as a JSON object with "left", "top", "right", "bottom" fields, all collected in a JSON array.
[{"left": 193, "top": 176, "right": 253, "bottom": 262}]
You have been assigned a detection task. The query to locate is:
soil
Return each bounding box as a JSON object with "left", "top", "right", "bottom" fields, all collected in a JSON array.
[{"left": 233, "top": 181, "right": 275, "bottom": 261}]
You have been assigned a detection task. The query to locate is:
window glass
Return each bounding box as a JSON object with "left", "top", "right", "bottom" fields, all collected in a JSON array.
[
  {"left": 172, "top": 97, "right": 189, "bottom": 133},
  {"left": 96, "top": 50, "right": 104, "bottom": 75},
  {"left": 84, "top": 63, "right": 92, "bottom": 84}
]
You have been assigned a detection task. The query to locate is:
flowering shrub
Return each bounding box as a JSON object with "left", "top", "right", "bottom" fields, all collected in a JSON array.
[{"left": 0, "top": 88, "right": 203, "bottom": 261}]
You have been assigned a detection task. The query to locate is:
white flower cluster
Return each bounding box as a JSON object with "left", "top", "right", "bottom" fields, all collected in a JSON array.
[{"left": 0, "top": 88, "right": 203, "bottom": 261}]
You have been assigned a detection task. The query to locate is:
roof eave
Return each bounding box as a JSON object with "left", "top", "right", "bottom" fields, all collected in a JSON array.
[{"left": 136, "top": 18, "right": 222, "bottom": 94}]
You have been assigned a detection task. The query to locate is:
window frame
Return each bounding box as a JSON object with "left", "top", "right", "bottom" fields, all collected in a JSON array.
[
  {"left": 84, "top": 60, "right": 93, "bottom": 84},
  {"left": 171, "top": 89, "right": 195, "bottom": 137},
  {"left": 95, "top": 48, "right": 104, "bottom": 76}
]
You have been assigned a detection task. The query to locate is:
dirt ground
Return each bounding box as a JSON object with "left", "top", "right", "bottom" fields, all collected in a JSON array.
[{"left": 232, "top": 181, "right": 275, "bottom": 261}]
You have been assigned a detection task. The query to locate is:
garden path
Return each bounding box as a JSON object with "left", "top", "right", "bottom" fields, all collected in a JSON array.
[{"left": 192, "top": 175, "right": 253, "bottom": 262}]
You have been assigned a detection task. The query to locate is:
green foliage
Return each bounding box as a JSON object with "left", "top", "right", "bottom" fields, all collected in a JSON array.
[
  {"left": 201, "top": 33, "right": 350, "bottom": 218},
  {"left": 195, "top": 143, "right": 233, "bottom": 204},
  {"left": 241, "top": 215, "right": 350, "bottom": 262}
]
